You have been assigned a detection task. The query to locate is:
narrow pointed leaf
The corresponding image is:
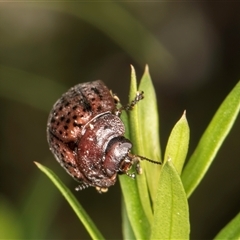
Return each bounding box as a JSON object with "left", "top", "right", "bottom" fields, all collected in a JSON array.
[
  {"left": 164, "top": 111, "right": 189, "bottom": 175},
  {"left": 138, "top": 65, "right": 162, "bottom": 204},
  {"left": 214, "top": 212, "right": 240, "bottom": 239},
  {"left": 119, "top": 174, "right": 150, "bottom": 240},
  {"left": 128, "top": 65, "right": 142, "bottom": 151},
  {"left": 34, "top": 162, "right": 104, "bottom": 240},
  {"left": 129, "top": 66, "right": 153, "bottom": 215},
  {"left": 151, "top": 159, "right": 190, "bottom": 239},
  {"left": 182, "top": 81, "right": 240, "bottom": 197},
  {"left": 121, "top": 200, "right": 136, "bottom": 240},
  {"left": 119, "top": 102, "right": 150, "bottom": 239}
]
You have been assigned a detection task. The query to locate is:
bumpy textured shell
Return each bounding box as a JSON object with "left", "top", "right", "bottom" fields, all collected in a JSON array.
[{"left": 47, "top": 80, "right": 128, "bottom": 189}]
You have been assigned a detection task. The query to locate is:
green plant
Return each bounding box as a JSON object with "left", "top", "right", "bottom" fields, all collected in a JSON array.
[{"left": 36, "top": 65, "right": 240, "bottom": 239}]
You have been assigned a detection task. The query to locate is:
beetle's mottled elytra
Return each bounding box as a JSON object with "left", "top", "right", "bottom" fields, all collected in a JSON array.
[{"left": 47, "top": 80, "right": 160, "bottom": 193}]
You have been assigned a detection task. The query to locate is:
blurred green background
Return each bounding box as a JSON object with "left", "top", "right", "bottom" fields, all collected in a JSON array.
[{"left": 0, "top": 2, "right": 240, "bottom": 239}]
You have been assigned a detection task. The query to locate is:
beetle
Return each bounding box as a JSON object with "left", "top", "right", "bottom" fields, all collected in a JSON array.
[{"left": 47, "top": 80, "right": 160, "bottom": 193}]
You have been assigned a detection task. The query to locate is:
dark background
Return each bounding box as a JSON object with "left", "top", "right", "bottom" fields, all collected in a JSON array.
[{"left": 0, "top": 2, "right": 240, "bottom": 239}]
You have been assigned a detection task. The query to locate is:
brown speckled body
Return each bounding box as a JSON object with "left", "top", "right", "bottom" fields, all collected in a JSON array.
[{"left": 47, "top": 80, "right": 135, "bottom": 192}]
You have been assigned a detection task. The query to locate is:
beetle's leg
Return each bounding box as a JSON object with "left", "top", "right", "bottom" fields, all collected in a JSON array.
[{"left": 114, "top": 91, "right": 144, "bottom": 116}]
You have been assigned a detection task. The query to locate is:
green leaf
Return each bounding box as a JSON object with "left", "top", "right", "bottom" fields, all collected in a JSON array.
[
  {"left": 164, "top": 111, "right": 189, "bottom": 175},
  {"left": 121, "top": 195, "right": 136, "bottom": 240},
  {"left": 182, "top": 81, "right": 240, "bottom": 198},
  {"left": 120, "top": 108, "right": 145, "bottom": 240},
  {"left": 151, "top": 159, "right": 190, "bottom": 239},
  {"left": 129, "top": 66, "right": 153, "bottom": 225},
  {"left": 119, "top": 66, "right": 151, "bottom": 239},
  {"left": 128, "top": 65, "right": 142, "bottom": 151},
  {"left": 119, "top": 173, "right": 150, "bottom": 240},
  {"left": 34, "top": 162, "right": 104, "bottom": 240},
  {"left": 214, "top": 212, "right": 240, "bottom": 239},
  {"left": 138, "top": 65, "right": 162, "bottom": 204}
]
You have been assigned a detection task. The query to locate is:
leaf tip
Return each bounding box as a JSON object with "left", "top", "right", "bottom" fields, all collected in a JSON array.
[
  {"left": 34, "top": 161, "right": 40, "bottom": 166},
  {"left": 180, "top": 110, "right": 188, "bottom": 123},
  {"left": 34, "top": 161, "right": 43, "bottom": 171},
  {"left": 130, "top": 64, "right": 135, "bottom": 72},
  {"left": 144, "top": 64, "right": 149, "bottom": 73}
]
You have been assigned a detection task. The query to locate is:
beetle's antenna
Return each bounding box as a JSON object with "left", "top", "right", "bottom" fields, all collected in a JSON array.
[
  {"left": 129, "top": 153, "right": 161, "bottom": 165},
  {"left": 137, "top": 155, "right": 162, "bottom": 165}
]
